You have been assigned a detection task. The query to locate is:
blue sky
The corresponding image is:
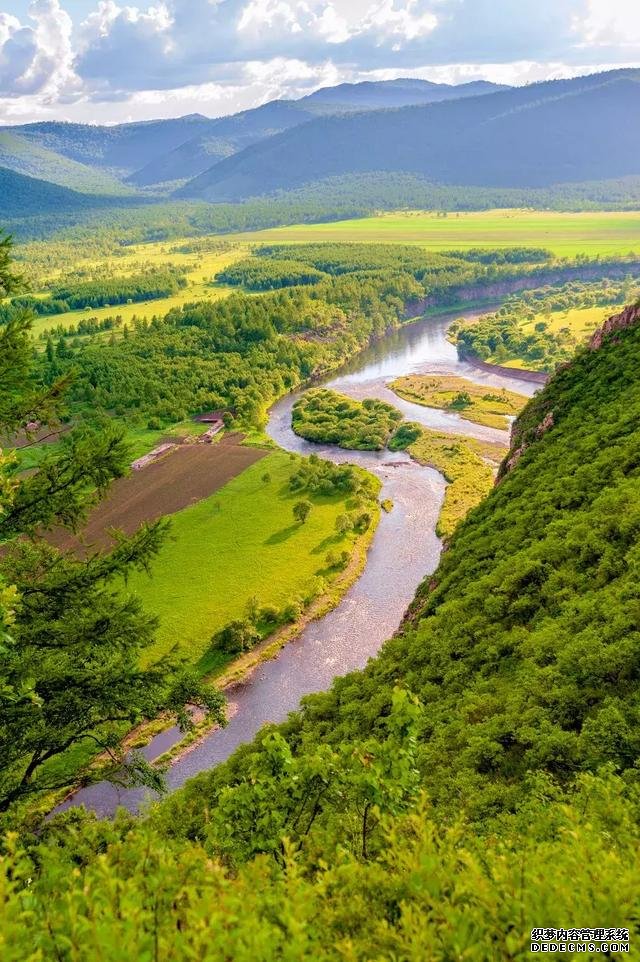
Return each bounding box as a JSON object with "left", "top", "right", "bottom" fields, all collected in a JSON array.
[{"left": 0, "top": 0, "right": 639, "bottom": 124}]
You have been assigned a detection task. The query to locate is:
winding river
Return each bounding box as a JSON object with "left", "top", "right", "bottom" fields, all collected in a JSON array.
[{"left": 57, "top": 307, "right": 538, "bottom": 817}]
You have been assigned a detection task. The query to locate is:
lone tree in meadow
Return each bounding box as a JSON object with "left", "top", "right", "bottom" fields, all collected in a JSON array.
[{"left": 293, "top": 500, "right": 312, "bottom": 524}]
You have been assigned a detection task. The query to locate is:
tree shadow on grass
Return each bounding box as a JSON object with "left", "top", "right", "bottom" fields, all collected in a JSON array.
[
  {"left": 265, "top": 524, "right": 299, "bottom": 545},
  {"left": 311, "top": 533, "right": 343, "bottom": 555}
]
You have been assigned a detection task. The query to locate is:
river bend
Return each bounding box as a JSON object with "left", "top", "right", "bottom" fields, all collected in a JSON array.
[{"left": 57, "top": 308, "right": 537, "bottom": 816}]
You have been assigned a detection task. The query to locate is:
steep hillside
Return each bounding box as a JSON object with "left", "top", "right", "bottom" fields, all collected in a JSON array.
[
  {"left": 0, "top": 131, "right": 135, "bottom": 195},
  {"left": 179, "top": 70, "right": 640, "bottom": 200},
  {"left": 4, "top": 302, "right": 640, "bottom": 957},
  {"left": 0, "top": 167, "right": 111, "bottom": 216}
]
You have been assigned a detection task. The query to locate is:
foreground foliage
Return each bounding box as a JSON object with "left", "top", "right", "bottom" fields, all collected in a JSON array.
[{"left": 1, "top": 770, "right": 637, "bottom": 959}]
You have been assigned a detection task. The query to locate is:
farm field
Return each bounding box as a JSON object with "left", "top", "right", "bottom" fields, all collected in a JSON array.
[
  {"left": 224, "top": 209, "right": 640, "bottom": 257},
  {"left": 119, "top": 451, "right": 369, "bottom": 673},
  {"left": 48, "top": 438, "right": 266, "bottom": 556},
  {"left": 28, "top": 245, "right": 247, "bottom": 338},
  {"left": 391, "top": 374, "right": 527, "bottom": 430}
]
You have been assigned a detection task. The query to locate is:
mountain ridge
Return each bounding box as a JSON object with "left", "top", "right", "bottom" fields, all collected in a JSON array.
[{"left": 176, "top": 69, "right": 640, "bottom": 201}]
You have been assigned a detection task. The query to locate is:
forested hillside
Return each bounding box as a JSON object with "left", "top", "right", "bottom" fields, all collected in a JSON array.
[
  {"left": 0, "top": 133, "right": 135, "bottom": 195},
  {"left": 9, "top": 115, "right": 215, "bottom": 175},
  {"left": 2, "top": 293, "right": 639, "bottom": 958},
  {"left": 0, "top": 167, "right": 113, "bottom": 217},
  {"left": 180, "top": 70, "right": 640, "bottom": 200}
]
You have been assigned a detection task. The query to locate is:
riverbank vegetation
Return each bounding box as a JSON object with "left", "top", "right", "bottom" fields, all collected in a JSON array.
[
  {"left": 408, "top": 431, "right": 506, "bottom": 538},
  {"left": 391, "top": 374, "right": 527, "bottom": 429},
  {"left": 453, "top": 275, "right": 640, "bottom": 371},
  {"left": 290, "top": 386, "right": 506, "bottom": 537},
  {"left": 292, "top": 389, "right": 403, "bottom": 450}
]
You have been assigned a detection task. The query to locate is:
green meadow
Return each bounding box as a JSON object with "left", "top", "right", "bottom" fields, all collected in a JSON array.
[
  {"left": 129, "top": 451, "right": 367, "bottom": 675},
  {"left": 225, "top": 209, "right": 640, "bottom": 257}
]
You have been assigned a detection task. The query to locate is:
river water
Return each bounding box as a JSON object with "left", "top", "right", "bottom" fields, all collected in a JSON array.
[{"left": 56, "top": 308, "right": 538, "bottom": 817}]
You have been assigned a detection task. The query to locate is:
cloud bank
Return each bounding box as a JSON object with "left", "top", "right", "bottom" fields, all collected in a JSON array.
[{"left": 0, "top": 0, "right": 638, "bottom": 123}]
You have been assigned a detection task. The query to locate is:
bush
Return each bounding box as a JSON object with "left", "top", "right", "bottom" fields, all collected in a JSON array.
[
  {"left": 388, "top": 422, "right": 422, "bottom": 451},
  {"left": 211, "top": 619, "right": 260, "bottom": 655}
]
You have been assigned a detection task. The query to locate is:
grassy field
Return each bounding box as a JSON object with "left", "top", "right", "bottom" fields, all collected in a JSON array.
[
  {"left": 469, "top": 304, "right": 614, "bottom": 370},
  {"left": 521, "top": 304, "right": 612, "bottom": 338},
  {"left": 224, "top": 210, "right": 640, "bottom": 257},
  {"left": 391, "top": 375, "right": 527, "bottom": 430},
  {"left": 29, "top": 246, "right": 247, "bottom": 338},
  {"left": 409, "top": 430, "right": 506, "bottom": 539},
  {"left": 126, "top": 451, "right": 369, "bottom": 674}
]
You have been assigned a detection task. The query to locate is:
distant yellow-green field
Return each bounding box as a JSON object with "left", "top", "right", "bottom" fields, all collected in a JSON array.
[
  {"left": 469, "top": 304, "right": 615, "bottom": 371},
  {"left": 29, "top": 246, "right": 247, "bottom": 337},
  {"left": 225, "top": 210, "right": 640, "bottom": 258},
  {"left": 521, "top": 305, "right": 613, "bottom": 338}
]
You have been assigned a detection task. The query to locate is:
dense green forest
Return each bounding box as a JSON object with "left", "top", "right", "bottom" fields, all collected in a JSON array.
[
  {"left": 2, "top": 232, "right": 639, "bottom": 953},
  {"left": 37, "top": 269, "right": 423, "bottom": 428},
  {"left": 14, "top": 248, "right": 637, "bottom": 432},
  {"left": 292, "top": 389, "right": 403, "bottom": 450},
  {"left": 217, "top": 257, "right": 327, "bottom": 290},
  {"left": 454, "top": 275, "right": 640, "bottom": 369}
]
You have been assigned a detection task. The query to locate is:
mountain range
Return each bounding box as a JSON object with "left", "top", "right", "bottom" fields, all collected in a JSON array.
[{"left": 0, "top": 70, "right": 638, "bottom": 214}]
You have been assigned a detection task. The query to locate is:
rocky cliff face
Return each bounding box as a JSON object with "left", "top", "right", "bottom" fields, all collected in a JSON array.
[{"left": 588, "top": 301, "right": 640, "bottom": 351}]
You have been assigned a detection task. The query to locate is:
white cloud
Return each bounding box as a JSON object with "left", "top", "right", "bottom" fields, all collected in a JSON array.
[
  {"left": 237, "top": 0, "right": 305, "bottom": 36},
  {"left": 0, "top": 0, "right": 78, "bottom": 98},
  {"left": 76, "top": 1, "right": 175, "bottom": 88},
  {"left": 315, "top": 5, "right": 351, "bottom": 44},
  {"left": 0, "top": 0, "right": 638, "bottom": 124},
  {"left": 577, "top": 0, "right": 640, "bottom": 47},
  {"left": 362, "top": 0, "right": 438, "bottom": 43}
]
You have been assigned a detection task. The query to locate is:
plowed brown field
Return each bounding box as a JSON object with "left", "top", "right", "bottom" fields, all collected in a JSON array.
[{"left": 50, "top": 439, "right": 267, "bottom": 555}]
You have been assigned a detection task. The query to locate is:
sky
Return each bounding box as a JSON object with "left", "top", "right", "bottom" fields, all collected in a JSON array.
[{"left": 0, "top": 0, "right": 639, "bottom": 125}]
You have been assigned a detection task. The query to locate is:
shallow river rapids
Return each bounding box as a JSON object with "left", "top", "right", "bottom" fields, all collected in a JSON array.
[{"left": 57, "top": 308, "right": 538, "bottom": 816}]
